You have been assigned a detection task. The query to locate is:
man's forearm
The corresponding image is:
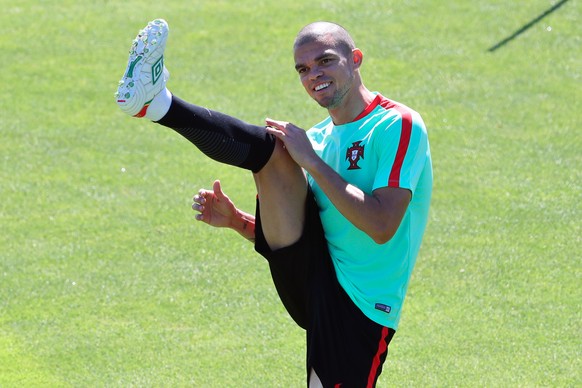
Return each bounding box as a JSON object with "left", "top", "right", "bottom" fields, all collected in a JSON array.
[
  {"left": 304, "top": 158, "right": 408, "bottom": 244},
  {"left": 230, "top": 209, "right": 256, "bottom": 242}
]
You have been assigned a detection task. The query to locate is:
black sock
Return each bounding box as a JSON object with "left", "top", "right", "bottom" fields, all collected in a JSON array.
[{"left": 156, "top": 95, "right": 276, "bottom": 173}]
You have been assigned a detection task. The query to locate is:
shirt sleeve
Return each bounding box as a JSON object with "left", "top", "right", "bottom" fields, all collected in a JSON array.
[{"left": 373, "top": 109, "right": 429, "bottom": 195}]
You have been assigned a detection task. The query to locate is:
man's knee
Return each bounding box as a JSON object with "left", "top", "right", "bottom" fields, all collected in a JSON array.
[{"left": 309, "top": 369, "right": 323, "bottom": 388}]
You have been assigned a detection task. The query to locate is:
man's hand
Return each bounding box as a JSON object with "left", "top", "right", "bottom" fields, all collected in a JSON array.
[
  {"left": 265, "top": 118, "right": 320, "bottom": 170},
  {"left": 192, "top": 180, "right": 237, "bottom": 228},
  {"left": 192, "top": 180, "right": 256, "bottom": 241}
]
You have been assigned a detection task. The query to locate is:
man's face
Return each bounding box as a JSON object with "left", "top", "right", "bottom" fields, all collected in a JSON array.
[{"left": 294, "top": 39, "right": 356, "bottom": 110}]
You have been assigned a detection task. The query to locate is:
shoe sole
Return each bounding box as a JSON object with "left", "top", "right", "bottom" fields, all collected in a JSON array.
[{"left": 116, "top": 19, "right": 169, "bottom": 117}]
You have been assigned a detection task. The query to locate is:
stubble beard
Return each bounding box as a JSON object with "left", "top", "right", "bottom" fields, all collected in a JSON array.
[{"left": 316, "top": 74, "right": 354, "bottom": 110}]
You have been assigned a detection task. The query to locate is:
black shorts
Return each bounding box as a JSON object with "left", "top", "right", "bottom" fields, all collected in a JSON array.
[{"left": 255, "top": 188, "right": 395, "bottom": 387}]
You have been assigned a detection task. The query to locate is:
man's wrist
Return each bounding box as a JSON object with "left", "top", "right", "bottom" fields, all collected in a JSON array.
[
  {"left": 230, "top": 210, "right": 250, "bottom": 230},
  {"left": 231, "top": 209, "right": 255, "bottom": 241}
]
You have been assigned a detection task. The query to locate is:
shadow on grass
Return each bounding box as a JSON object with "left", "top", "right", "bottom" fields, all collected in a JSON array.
[{"left": 488, "top": 0, "right": 570, "bottom": 52}]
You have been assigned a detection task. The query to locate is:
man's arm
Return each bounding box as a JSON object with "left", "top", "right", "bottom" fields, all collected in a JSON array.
[
  {"left": 305, "top": 161, "right": 410, "bottom": 244},
  {"left": 193, "top": 180, "right": 256, "bottom": 242},
  {"left": 265, "top": 119, "right": 409, "bottom": 244}
]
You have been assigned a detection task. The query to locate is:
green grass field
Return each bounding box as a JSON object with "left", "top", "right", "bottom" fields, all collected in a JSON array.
[{"left": 1, "top": 0, "right": 580, "bottom": 386}]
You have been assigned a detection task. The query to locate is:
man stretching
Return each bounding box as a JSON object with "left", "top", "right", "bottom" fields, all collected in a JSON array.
[{"left": 116, "top": 19, "right": 432, "bottom": 387}]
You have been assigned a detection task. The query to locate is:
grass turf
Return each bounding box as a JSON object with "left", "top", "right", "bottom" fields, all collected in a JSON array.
[{"left": 0, "top": 0, "right": 579, "bottom": 386}]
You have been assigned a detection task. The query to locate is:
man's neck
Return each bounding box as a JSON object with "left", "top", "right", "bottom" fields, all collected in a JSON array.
[{"left": 328, "top": 86, "right": 375, "bottom": 125}]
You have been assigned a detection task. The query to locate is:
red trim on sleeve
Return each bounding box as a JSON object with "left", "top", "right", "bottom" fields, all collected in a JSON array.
[{"left": 377, "top": 96, "right": 413, "bottom": 187}]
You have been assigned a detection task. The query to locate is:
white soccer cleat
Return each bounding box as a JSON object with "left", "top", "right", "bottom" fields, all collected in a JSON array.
[{"left": 115, "top": 19, "right": 170, "bottom": 117}]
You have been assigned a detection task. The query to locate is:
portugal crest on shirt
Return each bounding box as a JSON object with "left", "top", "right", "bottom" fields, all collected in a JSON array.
[{"left": 346, "top": 141, "right": 365, "bottom": 170}]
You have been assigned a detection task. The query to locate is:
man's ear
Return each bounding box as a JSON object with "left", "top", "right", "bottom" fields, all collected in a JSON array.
[{"left": 352, "top": 49, "right": 363, "bottom": 68}]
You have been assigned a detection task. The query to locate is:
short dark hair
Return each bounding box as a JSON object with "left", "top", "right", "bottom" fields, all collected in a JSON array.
[{"left": 294, "top": 21, "right": 356, "bottom": 57}]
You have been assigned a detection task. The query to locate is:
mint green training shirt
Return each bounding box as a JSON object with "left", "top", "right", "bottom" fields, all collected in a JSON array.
[{"left": 306, "top": 93, "right": 433, "bottom": 329}]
